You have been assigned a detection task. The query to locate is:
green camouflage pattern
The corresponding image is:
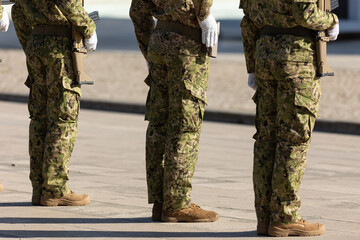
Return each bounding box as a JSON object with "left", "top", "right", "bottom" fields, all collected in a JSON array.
[
  {"left": 240, "top": 0, "right": 337, "bottom": 225},
  {"left": 145, "top": 31, "right": 209, "bottom": 211},
  {"left": 130, "top": 0, "right": 211, "bottom": 211},
  {"left": 253, "top": 55, "right": 319, "bottom": 224},
  {"left": 26, "top": 34, "right": 80, "bottom": 199},
  {"left": 0, "top": 5, "right": 3, "bottom": 19},
  {"left": 11, "top": 0, "right": 95, "bottom": 51},
  {"left": 240, "top": 0, "right": 338, "bottom": 73},
  {"left": 12, "top": 1, "right": 93, "bottom": 198},
  {"left": 130, "top": 0, "right": 212, "bottom": 58}
]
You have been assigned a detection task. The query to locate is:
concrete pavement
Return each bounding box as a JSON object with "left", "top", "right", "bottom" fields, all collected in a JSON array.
[{"left": 0, "top": 100, "right": 360, "bottom": 239}]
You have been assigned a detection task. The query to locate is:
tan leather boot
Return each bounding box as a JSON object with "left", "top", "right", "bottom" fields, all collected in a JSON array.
[
  {"left": 152, "top": 202, "right": 163, "bottom": 221},
  {"left": 257, "top": 221, "right": 269, "bottom": 236},
  {"left": 268, "top": 218, "right": 325, "bottom": 237},
  {"left": 40, "top": 191, "right": 90, "bottom": 207},
  {"left": 0, "top": 182, "right": 3, "bottom": 191},
  {"left": 162, "top": 204, "right": 219, "bottom": 222}
]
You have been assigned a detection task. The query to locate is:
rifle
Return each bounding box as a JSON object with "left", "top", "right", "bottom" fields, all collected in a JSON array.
[
  {"left": 316, "top": 0, "right": 339, "bottom": 77},
  {"left": 72, "top": 0, "right": 100, "bottom": 85}
]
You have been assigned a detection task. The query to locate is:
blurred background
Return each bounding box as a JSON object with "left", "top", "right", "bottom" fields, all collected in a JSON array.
[{"left": 1, "top": 0, "right": 360, "bottom": 125}]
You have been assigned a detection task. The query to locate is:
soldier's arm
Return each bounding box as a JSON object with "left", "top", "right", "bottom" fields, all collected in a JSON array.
[
  {"left": 292, "top": 0, "right": 338, "bottom": 30},
  {"left": 12, "top": 3, "right": 31, "bottom": 51},
  {"left": 1, "top": 6, "right": 3, "bottom": 19},
  {"left": 129, "top": 0, "right": 155, "bottom": 59},
  {"left": 240, "top": 15, "right": 260, "bottom": 74},
  {"left": 194, "top": 0, "right": 213, "bottom": 21},
  {"left": 56, "top": 0, "right": 96, "bottom": 39}
]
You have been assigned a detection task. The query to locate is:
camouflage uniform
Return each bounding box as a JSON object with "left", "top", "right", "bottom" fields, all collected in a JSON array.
[
  {"left": 130, "top": 0, "right": 212, "bottom": 211},
  {"left": 12, "top": 0, "right": 95, "bottom": 199},
  {"left": 240, "top": 0, "right": 338, "bottom": 225}
]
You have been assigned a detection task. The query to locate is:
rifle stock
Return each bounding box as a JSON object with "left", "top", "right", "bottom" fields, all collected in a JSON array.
[
  {"left": 72, "top": 24, "right": 94, "bottom": 85},
  {"left": 71, "top": 1, "right": 99, "bottom": 85},
  {"left": 316, "top": 0, "right": 338, "bottom": 77}
]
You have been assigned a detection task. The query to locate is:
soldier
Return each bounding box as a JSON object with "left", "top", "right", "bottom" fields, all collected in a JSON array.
[
  {"left": 240, "top": 0, "right": 339, "bottom": 237},
  {"left": 11, "top": 0, "right": 97, "bottom": 206},
  {"left": 0, "top": 2, "right": 10, "bottom": 192},
  {"left": 130, "top": 0, "right": 219, "bottom": 222}
]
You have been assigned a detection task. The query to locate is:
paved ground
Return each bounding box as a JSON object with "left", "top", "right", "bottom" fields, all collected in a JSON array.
[{"left": 0, "top": 101, "right": 359, "bottom": 239}]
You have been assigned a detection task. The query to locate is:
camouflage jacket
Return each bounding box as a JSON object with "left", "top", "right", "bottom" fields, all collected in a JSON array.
[
  {"left": 0, "top": 4, "right": 3, "bottom": 19},
  {"left": 240, "top": 0, "right": 339, "bottom": 73},
  {"left": 11, "top": 0, "right": 95, "bottom": 51},
  {"left": 130, "top": 0, "right": 213, "bottom": 59}
]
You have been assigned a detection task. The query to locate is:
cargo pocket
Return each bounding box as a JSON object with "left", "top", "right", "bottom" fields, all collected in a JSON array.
[
  {"left": 58, "top": 90, "right": 80, "bottom": 122},
  {"left": 182, "top": 54, "right": 209, "bottom": 104},
  {"left": 294, "top": 89, "right": 320, "bottom": 118},
  {"left": 290, "top": 82, "right": 320, "bottom": 144},
  {"left": 181, "top": 93, "right": 205, "bottom": 132},
  {"left": 56, "top": 58, "right": 81, "bottom": 122},
  {"left": 58, "top": 57, "right": 81, "bottom": 96}
]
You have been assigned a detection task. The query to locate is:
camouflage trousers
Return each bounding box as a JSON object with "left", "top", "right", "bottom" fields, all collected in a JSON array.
[
  {"left": 26, "top": 35, "right": 81, "bottom": 198},
  {"left": 145, "top": 31, "right": 209, "bottom": 211},
  {"left": 253, "top": 56, "right": 320, "bottom": 225}
]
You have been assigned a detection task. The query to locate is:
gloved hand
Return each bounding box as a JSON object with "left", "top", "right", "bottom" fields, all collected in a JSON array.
[
  {"left": 328, "top": 22, "right": 339, "bottom": 41},
  {"left": 85, "top": 31, "right": 98, "bottom": 52},
  {"left": 248, "top": 73, "right": 257, "bottom": 91},
  {"left": 198, "top": 14, "right": 217, "bottom": 48},
  {"left": 0, "top": 9, "right": 10, "bottom": 32}
]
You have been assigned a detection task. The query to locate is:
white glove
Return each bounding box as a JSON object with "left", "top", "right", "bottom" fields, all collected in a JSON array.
[
  {"left": 85, "top": 31, "right": 98, "bottom": 52},
  {"left": 328, "top": 22, "right": 339, "bottom": 41},
  {"left": 248, "top": 73, "right": 257, "bottom": 91},
  {"left": 0, "top": 9, "right": 10, "bottom": 32},
  {"left": 198, "top": 14, "right": 217, "bottom": 48}
]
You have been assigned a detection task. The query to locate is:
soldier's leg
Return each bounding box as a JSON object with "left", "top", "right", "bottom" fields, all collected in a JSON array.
[
  {"left": 145, "top": 57, "right": 169, "bottom": 205},
  {"left": 253, "top": 58, "right": 277, "bottom": 228},
  {"left": 41, "top": 55, "right": 80, "bottom": 199},
  {"left": 162, "top": 54, "right": 208, "bottom": 212},
  {"left": 270, "top": 62, "right": 320, "bottom": 224},
  {"left": 26, "top": 56, "right": 47, "bottom": 201}
]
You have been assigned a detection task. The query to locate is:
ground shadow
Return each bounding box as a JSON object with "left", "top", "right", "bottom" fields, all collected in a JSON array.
[
  {"left": 0, "top": 230, "right": 259, "bottom": 238},
  {"left": 0, "top": 217, "right": 152, "bottom": 224},
  {"left": 0, "top": 202, "right": 33, "bottom": 207}
]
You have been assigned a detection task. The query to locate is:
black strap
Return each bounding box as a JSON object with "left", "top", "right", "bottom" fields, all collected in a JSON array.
[
  {"left": 155, "top": 20, "right": 202, "bottom": 43},
  {"left": 261, "top": 26, "right": 313, "bottom": 38},
  {"left": 32, "top": 25, "right": 72, "bottom": 38}
]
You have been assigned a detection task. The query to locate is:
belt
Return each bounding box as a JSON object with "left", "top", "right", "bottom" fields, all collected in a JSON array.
[
  {"left": 32, "top": 25, "right": 72, "bottom": 38},
  {"left": 261, "top": 26, "right": 313, "bottom": 38},
  {"left": 155, "top": 20, "right": 202, "bottom": 43}
]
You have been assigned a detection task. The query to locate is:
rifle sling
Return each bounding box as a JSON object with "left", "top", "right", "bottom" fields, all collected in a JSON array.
[
  {"left": 32, "top": 25, "right": 72, "bottom": 38},
  {"left": 155, "top": 20, "right": 202, "bottom": 43},
  {"left": 261, "top": 26, "right": 313, "bottom": 38}
]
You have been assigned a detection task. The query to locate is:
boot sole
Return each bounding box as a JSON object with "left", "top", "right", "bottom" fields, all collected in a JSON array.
[
  {"left": 40, "top": 197, "right": 90, "bottom": 207},
  {"left": 152, "top": 215, "right": 162, "bottom": 222},
  {"left": 161, "top": 214, "right": 219, "bottom": 223},
  {"left": 257, "top": 224, "right": 269, "bottom": 236},
  {"left": 268, "top": 225, "right": 325, "bottom": 237}
]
